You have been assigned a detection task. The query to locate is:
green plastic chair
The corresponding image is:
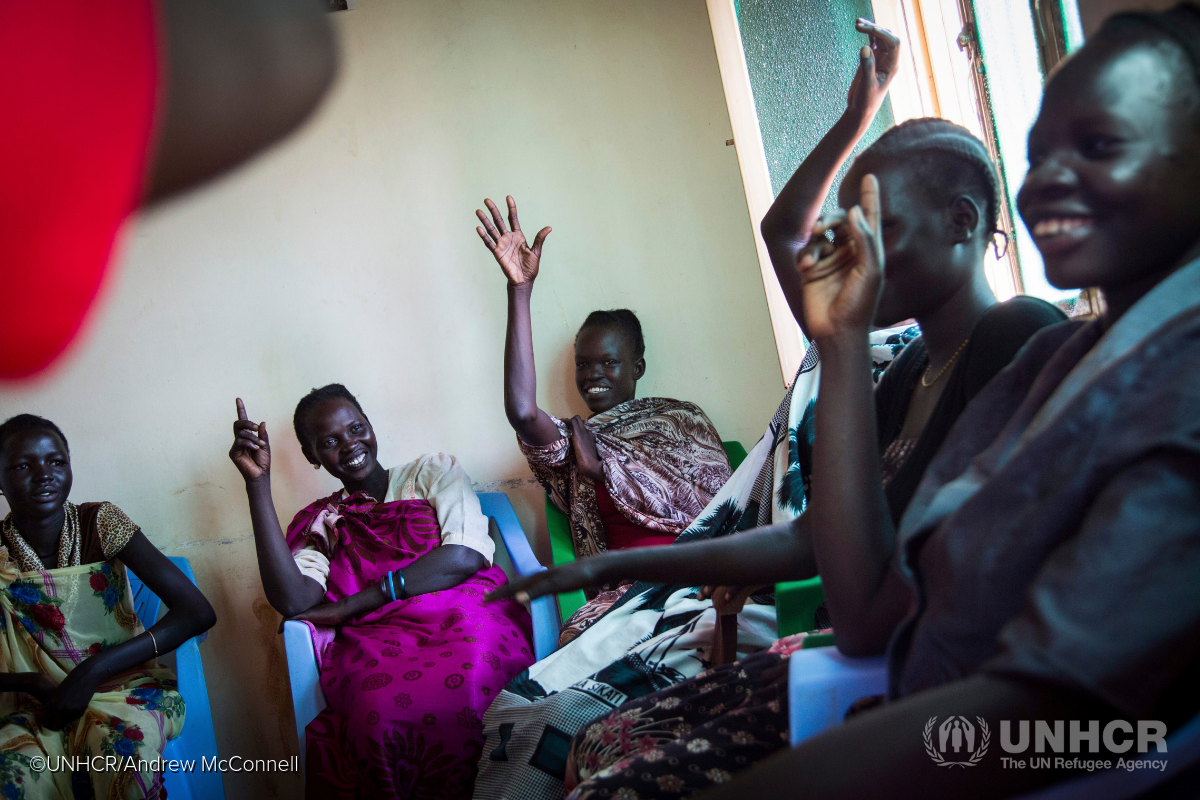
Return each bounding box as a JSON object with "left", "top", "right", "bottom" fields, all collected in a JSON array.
[
  {"left": 775, "top": 576, "right": 833, "bottom": 647},
  {"left": 545, "top": 441, "right": 751, "bottom": 624}
]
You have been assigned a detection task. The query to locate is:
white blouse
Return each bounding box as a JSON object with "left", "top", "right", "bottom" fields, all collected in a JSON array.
[{"left": 293, "top": 453, "right": 493, "bottom": 590}]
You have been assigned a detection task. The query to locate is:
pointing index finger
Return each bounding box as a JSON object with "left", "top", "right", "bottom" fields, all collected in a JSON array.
[
  {"left": 860, "top": 174, "right": 881, "bottom": 232},
  {"left": 236, "top": 398, "right": 248, "bottom": 421}
]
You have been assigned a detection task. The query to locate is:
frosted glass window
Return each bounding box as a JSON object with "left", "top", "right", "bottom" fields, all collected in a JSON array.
[
  {"left": 737, "top": 0, "right": 894, "bottom": 213},
  {"left": 972, "top": 0, "right": 1075, "bottom": 301}
]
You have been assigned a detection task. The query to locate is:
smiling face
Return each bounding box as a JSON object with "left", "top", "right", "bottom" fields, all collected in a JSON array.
[
  {"left": 840, "top": 159, "right": 988, "bottom": 328},
  {"left": 1018, "top": 37, "right": 1200, "bottom": 300},
  {"left": 574, "top": 325, "right": 645, "bottom": 414},
  {"left": 0, "top": 430, "right": 72, "bottom": 520},
  {"left": 300, "top": 398, "right": 380, "bottom": 485}
]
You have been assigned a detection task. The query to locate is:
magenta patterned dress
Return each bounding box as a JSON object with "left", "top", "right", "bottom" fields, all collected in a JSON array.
[{"left": 286, "top": 492, "right": 534, "bottom": 799}]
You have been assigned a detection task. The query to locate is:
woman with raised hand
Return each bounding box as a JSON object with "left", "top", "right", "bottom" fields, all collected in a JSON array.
[
  {"left": 229, "top": 389, "right": 532, "bottom": 799},
  {"left": 485, "top": 19, "right": 1066, "bottom": 798},
  {"left": 0, "top": 414, "right": 216, "bottom": 799},
  {"left": 704, "top": 4, "right": 1200, "bottom": 797},
  {"left": 476, "top": 195, "right": 732, "bottom": 634}
]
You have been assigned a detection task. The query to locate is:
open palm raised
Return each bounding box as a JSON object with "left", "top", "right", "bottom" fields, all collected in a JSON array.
[{"left": 476, "top": 196, "right": 552, "bottom": 285}]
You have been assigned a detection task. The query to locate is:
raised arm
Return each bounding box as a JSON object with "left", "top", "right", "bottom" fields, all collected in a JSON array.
[
  {"left": 797, "top": 176, "right": 913, "bottom": 657},
  {"left": 229, "top": 398, "right": 326, "bottom": 618},
  {"left": 476, "top": 196, "right": 560, "bottom": 446},
  {"left": 759, "top": 19, "right": 899, "bottom": 331},
  {"left": 487, "top": 515, "right": 818, "bottom": 603}
]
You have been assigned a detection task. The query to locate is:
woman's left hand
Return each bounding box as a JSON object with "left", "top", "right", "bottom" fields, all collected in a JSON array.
[
  {"left": 568, "top": 416, "right": 605, "bottom": 483},
  {"left": 42, "top": 669, "right": 97, "bottom": 731},
  {"left": 797, "top": 174, "right": 885, "bottom": 340}
]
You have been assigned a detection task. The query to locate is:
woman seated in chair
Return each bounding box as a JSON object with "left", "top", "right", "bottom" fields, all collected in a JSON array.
[
  {"left": 475, "top": 195, "right": 732, "bottom": 635},
  {"left": 228, "top": 387, "right": 533, "bottom": 799},
  {"left": 486, "top": 19, "right": 1069, "bottom": 798},
  {"left": 0, "top": 414, "right": 216, "bottom": 800}
]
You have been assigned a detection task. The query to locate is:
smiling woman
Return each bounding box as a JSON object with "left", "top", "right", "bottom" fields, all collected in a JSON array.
[
  {"left": 228, "top": 389, "right": 533, "bottom": 798},
  {"left": 477, "top": 195, "right": 732, "bottom": 574}
]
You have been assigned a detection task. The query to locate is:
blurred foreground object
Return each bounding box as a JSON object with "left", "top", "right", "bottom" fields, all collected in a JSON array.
[{"left": 0, "top": 0, "right": 336, "bottom": 380}]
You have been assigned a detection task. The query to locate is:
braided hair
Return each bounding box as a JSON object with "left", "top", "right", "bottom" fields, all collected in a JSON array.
[
  {"left": 576, "top": 309, "right": 645, "bottom": 360},
  {"left": 293, "top": 383, "right": 366, "bottom": 446},
  {"left": 846, "top": 117, "right": 1002, "bottom": 237},
  {"left": 1093, "top": 3, "right": 1200, "bottom": 99},
  {"left": 0, "top": 414, "right": 69, "bottom": 456}
]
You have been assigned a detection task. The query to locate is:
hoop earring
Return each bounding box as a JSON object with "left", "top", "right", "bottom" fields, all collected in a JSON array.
[{"left": 992, "top": 229, "right": 1010, "bottom": 260}]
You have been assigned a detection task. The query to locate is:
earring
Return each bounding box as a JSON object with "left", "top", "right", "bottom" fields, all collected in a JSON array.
[{"left": 313, "top": 464, "right": 320, "bottom": 470}]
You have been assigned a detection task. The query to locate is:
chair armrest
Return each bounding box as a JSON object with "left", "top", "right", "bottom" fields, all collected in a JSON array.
[
  {"left": 788, "top": 647, "right": 887, "bottom": 746},
  {"left": 283, "top": 619, "right": 327, "bottom": 770},
  {"left": 775, "top": 576, "right": 825, "bottom": 639}
]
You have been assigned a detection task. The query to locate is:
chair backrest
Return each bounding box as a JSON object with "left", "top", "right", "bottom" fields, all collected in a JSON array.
[{"left": 128, "top": 556, "right": 205, "bottom": 643}]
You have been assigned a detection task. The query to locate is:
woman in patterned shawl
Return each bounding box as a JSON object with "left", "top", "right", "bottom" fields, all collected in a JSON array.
[
  {"left": 475, "top": 195, "right": 732, "bottom": 639},
  {"left": 229, "top": 389, "right": 533, "bottom": 799},
  {"left": 0, "top": 414, "right": 216, "bottom": 799}
]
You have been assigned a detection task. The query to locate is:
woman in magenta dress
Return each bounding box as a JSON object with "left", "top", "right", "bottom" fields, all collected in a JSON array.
[{"left": 227, "top": 386, "right": 533, "bottom": 799}]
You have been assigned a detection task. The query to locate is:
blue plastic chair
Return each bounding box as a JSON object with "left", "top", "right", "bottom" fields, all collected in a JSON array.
[
  {"left": 787, "top": 647, "right": 1200, "bottom": 798},
  {"left": 128, "top": 556, "right": 225, "bottom": 800},
  {"left": 283, "top": 491, "right": 559, "bottom": 769}
]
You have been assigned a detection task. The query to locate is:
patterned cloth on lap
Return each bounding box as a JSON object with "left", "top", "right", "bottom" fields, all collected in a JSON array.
[
  {"left": 473, "top": 328, "right": 917, "bottom": 800},
  {"left": 0, "top": 504, "right": 182, "bottom": 800}
]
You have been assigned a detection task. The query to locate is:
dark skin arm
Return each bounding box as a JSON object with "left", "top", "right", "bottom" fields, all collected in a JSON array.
[
  {"left": 231, "top": 400, "right": 487, "bottom": 624},
  {"left": 32, "top": 532, "right": 216, "bottom": 730},
  {"left": 797, "top": 177, "right": 915, "bottom": 657},
  {"left": 476, "top": 196, "right": 560, "bottom": 447},
  {"left": 759, "top": 19, "right": 899, "bottom": 332},
  {"left": 487, "top": 516, "right": 817, "bottom": 603},
  {"left": 147, "top": 0, "right": 337, "bottom": 202},
  {"left": 699, "top": 674, "right": 1122, "bottom": 800}
]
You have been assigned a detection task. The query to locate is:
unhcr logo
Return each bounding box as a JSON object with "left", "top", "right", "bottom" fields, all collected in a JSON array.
[{"left": 924, "top": 716, "right": 991, "bottom": 767}]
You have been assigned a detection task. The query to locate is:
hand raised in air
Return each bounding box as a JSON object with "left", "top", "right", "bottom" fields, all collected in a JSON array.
[
  {"left": 846, "top": 18, "right": 901, "bottom": 125},
  {"left": 476, "top": 195, "right": 552, "bottom": 286},
  {"left": 229, "top": 398, "right": 271, "bottom": 484},
  {"left": 797, "top": 174, "right": 885, "bottom": 340}
]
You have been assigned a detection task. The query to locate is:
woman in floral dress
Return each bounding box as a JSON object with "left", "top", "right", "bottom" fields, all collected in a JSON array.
[{"left": 0, "top": 414, "right": 217, "bottom": 799}]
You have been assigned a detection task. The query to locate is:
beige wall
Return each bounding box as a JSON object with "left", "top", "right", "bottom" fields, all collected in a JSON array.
[{"left": 0, "top": 1, "right": 782, "bottom": 795}]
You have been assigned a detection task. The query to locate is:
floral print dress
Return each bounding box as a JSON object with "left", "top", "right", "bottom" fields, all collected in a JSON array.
[{"left": 0, "top": 504, "right": 184, "bottom": 799}]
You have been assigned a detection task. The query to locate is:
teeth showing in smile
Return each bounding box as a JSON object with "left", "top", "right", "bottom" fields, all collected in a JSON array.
[
  {"left": 1032, "top": 217, "right": 1094, "bottom": 237},
  {"left": 587, "top": 387, "right": 609, "bottom": 395},
  {"left": 346, "top": 453, "right": 367, "bottom": 469}
]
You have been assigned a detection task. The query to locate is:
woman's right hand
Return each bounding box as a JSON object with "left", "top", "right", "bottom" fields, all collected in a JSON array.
[
  {"left": 476, "top": 195, "right": 552, "bottom": 286},
  {"left": 229, "top": 398, "right": 271, "bottom": 484},
  {"left": 797, "top": 174, "right": 885, "bottom": 340},
  {"left": 484, "top": 558, "right": 600, "bottom": 604},
  {"left": 845, "top": 19, "right": 901, "bottom": 127}
]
